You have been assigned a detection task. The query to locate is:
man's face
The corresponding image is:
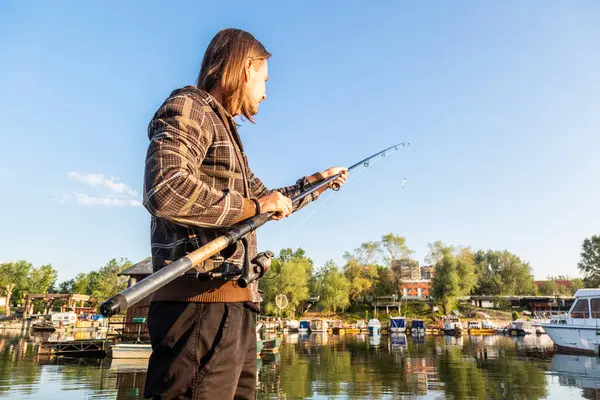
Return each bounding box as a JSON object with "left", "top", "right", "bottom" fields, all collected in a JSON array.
[{"left": 244, "top": 59, "right": 268, "bottom": 116}]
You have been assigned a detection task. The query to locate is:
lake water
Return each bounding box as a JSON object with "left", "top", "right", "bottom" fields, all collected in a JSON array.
[{"left": 1, "top": 331, "right": 599, "bottom": 399}]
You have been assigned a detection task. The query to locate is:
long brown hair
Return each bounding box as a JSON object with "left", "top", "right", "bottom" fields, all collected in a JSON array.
[{"left": 197, "top": 28, "right": 271, "bottom": 121}]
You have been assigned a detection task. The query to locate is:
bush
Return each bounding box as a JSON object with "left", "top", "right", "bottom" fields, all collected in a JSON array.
[{"left": 512, "top": 311, "right": 519, "bottom": 321}]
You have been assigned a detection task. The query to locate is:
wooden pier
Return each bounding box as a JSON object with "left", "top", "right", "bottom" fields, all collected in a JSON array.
[{"left": 37, "top": 339, "right": 107, "bottom": 358}]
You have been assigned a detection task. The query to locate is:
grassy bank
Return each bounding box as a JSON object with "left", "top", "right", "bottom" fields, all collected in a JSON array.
[{"left": 303, "top": 302, "right": 515, "bottom": 327}]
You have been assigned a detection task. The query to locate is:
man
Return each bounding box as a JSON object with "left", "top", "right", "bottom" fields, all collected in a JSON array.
[{"left": 141, "top": 28, "right": 348, "bottom": 400}]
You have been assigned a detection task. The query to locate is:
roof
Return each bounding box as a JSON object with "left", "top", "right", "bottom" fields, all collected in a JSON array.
[
  {"left": 119, "top": 257, "right": 153, "bottom": 276},
  {"left": 574, "top": 289, "right": 600, "bottom": 298},
  {"left": 468, "top": 295, "right": 574, "bottom": 301}
]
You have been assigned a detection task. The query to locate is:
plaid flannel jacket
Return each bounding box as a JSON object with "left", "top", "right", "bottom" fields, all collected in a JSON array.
[{"left": 143, "top": 86, "right": 319, "bottom": 303}]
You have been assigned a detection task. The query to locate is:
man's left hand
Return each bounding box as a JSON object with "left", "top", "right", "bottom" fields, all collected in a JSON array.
[{"left": 319, "top": 167, "right": 349, "bottom": 189}]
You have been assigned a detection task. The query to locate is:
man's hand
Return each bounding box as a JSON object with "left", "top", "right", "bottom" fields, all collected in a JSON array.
[
  {"left": 316, "top": 167, "right": 349, "bottom": 189},
  {"left": 257, "top": 191, "right": 292, "bottom": 220}
]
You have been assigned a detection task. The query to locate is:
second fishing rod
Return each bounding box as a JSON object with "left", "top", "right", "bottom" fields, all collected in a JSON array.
[{"left": 100, "top": 142, "right": 410, "bottom": 317}]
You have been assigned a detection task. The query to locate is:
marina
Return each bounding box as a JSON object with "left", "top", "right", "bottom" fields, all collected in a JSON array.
[{"left": 3, "top": 329, "right": 600, "bottom": 399}]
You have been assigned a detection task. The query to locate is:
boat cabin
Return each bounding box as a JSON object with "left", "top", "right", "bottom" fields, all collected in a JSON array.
[
  {"left": 298, "top": 320, "right": 311, "bottom": 332},
  {"left": 467, "top": 321, "right": 481, "bottom": 330},
  {"left": 51, "top": 312, "right": 78, "bottom": 326},
  {"left": 566, "top": 289, "right": 600, "bottom": 323},
  {"left": 411, "top": 319, "right": 425, "bottom": 330},
  {"left": 481, "top": 320, "right": 495, "bottom": 329},
  {"left": 310, "top": 319, "right": 328, "bottom": 332},
  {"left": 389, "top": 316, "right": 407, "bottom": 329},
  {"left": 368, "top": 319, "right": 382, "bottom": 329}
]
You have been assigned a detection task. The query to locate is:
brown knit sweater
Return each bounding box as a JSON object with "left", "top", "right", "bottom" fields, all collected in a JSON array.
[{"left": 142, "top": 86, "right": 320, "bottom": 303}]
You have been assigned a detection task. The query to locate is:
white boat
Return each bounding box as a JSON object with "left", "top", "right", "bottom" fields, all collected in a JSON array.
[
  {"left": 542, "top": 289, "right": 600, "bottom": 354},
  {"left": 285, "top": 319, "right": 299, "bottom": 332},
  {"left": 109, "top": 343, "right": 152, "bottom": 359},
  {"left": 508, "top": 320, "right": 534, "bottom": 336},
  {"left": 389, "top": 316, "right": 407, "bottom": 333},
  {"left": 367, "top": 319, "right": 381, "bottom": 335},
  {"left": 443, "top": 315, "right": 463, "bottom": 335},
  {"left": 356, "top": 319, "right": 368, "bottom": 332},
  {"left": 51, "top": 312, "right": 78, "bottom": 327},
  {"left": 298, "top": 320, "right": 311, "bottom": 333},
  {"left": 310, "top": 318, "right": 328, "bottom": 332}
]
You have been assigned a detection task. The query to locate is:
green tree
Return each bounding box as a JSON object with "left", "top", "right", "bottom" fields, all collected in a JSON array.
[
  {"left": 349, "top": 241, "right": 380, "bottom": 265},
  {"left": 538, "top": 280, "right": 558, "bottom": 296},
  {"left": 379, "top": 233, "right": 413, "bottom": 266},
  {"left": 569, "top": 278, "right": 584, "bottom": 294},
  {"left": 0, "top": 261, "right": 32, "bottom": 316},
  {"left": 58, "top": 279, "right": 75, "bottom": 293},
  {"left": 578, "top": 235, "right": 600, "bottom": 287},
  {"left": 278, "top": 248, "right": 313, "bottom": 265},
  {"left": 373, "top": 265, "right": 396, "bottom": 297},
  {"left": 89, "top": 258, "right": 131, "bottom": 303},
  {"left": 260, "top": 249, "right": 312, "bottom": 317},
  {"left": 425, "top": 240, "right": 453, "bottom": 265},
  {"left": 342, "top": 254, "right": 378, "bottom": 305},
  {"left": 319, "top": 261, "right": 350, "bottom": 316},
  {"left": 74, "top": 272, "right": 94, "bottom": 294},
  {"left": 473, "top": 250, "right": 537, "bottom": 295},
  {"left": 27, "top": 264, "right": 58, "bottom": 294},
  {"left": 431, "top": 247, "right": 477, "bottom": 313}
]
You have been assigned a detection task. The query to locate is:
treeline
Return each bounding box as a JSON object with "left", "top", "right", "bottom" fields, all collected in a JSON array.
[
  {"left": 0, "top": 258, "right": 131, "bottom": 316},
  {"left": 0, "top": 261, "right": 57, "bottom": 316},
  {"left": 260, "top": 233, "right": 595, "bottom": 317},
  {"left": 3, "top": 233, "right": 597, "bottom": 318}
]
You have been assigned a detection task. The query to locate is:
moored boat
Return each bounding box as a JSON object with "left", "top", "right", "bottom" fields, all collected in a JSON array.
[
  {"left": 31, "top": 320, "right": 56, "bottom": 332},
  {"left": 442, "top": 315, "right": 463, "bottom": 336},
  {"left": 285, "top": 319, "right": 299, "bottom": 332},
  {"left": 468, "top": 320, "right": 496, "bottom": 335},
  {"left": 356, "top": 319, "right": 368, "bottom": 333},
  {"left": 389, "top": 316, "right": 407, "bottom": 333},
  {"left": 329, "top": 320, "right": 346, "bottom": 334},
  {"left": 298, "top": 320, "right": 311, "bottom": 333},
  {"left": 367, "top": 319, "right": 381, "bottom": 335},
  {"left": 508, "top": 320, "right": 533, "bottom": 336},
  {"left": 310, "top": 318, "right": 328, "bottom": 333},
  {"left": 542, "top": 289, "right": 600, "bottom": 354}
]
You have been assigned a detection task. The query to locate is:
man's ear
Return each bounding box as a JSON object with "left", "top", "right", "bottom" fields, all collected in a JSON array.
[{"left": 243, "top": 58, "right": 253, "bottom": 82}]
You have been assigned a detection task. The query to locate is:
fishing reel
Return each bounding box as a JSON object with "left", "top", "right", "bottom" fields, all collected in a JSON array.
[{"left": 237, "top": 250, "right": 274, "bottom": 288}]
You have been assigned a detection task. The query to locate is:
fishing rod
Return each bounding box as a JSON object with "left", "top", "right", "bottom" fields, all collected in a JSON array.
[{"left": 100, "top": 142, "right": 410, "bottom": 317}]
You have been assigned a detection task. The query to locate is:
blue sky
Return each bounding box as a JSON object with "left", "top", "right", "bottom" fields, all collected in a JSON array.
[{"left": 1, "top": 1, "right": 598, "bottom": 282}]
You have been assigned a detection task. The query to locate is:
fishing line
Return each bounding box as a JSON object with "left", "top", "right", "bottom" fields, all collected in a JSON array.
[
  {"left": 100, "top": 143, "right": 410, "bottom": 317},
  {"left": 282, "top": 154, "right": 388, "bottom": 241}
]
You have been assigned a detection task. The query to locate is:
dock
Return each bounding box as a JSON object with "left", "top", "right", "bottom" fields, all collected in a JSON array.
[{"left": 37, "top": 339, "right": 107, "bottom": 358}]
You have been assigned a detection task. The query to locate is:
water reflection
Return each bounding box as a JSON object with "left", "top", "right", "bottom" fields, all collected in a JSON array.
[
  {"left": 548, "top": 354, "right": 600, "bottom": 399},
  {"left": 1, "top": 331, "right": 600, "bottom": 399}
]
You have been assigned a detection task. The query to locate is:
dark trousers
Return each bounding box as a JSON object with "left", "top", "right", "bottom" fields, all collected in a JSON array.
[{"left": 143, "top": 302, "right": 257, "bottom": 400}]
